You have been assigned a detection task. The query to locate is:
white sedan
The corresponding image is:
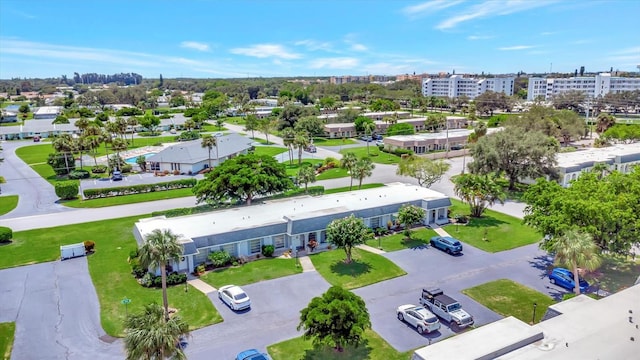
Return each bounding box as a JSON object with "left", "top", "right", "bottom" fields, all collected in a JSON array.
[
  {"left": 218, "top": 285, "right": 251, "bottom": 311},
  {"left": 396, "top": 304, "right": 441, "bottom": 334}
]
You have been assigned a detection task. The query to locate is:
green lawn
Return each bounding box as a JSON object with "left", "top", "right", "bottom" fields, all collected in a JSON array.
[
  {"left": 463, "top": 279, "right": 555, "bottom": 324},
  {"left": 199, "top": 257, "right": 302, "bottom": 288},
  {"left": 365, "top": 228, "right": 438, "bottom": 252},
  {"left": 312, "top": 137, "right": 358, "bottom": 146},
  {"left": 285, "top": 160, "right": 350, "bottom": 180},
  {"left": 309, "top": 248, "right": 406, "bottom": 290},
  {"left": 324, "top": 183, "right": 385, "bottom": 194},
  {"left": 0, "top": 195, "right": 18, "bottom": 216},
  {"left": 267, "top": 328, "right": 411, "bottom": 360},
  {"left": 253, "top": 145, "right": 288, "bottom": 156},
  {"left": 0, "top": 322, "right": 15, "bottom": 360},
  {"left": 588, "top": 254, "right": 640, "bottom": 293},
  {"left": 446, "top": 199, "right": 541, "bottom": 252},
  {"left": 2, "top": 216, "right": 222, "bottom": 337},
  {"left": 340, "top": 146, "right": 401, "bottom": 165},
  {"left": 61, "top": 188, "right": 195, "bottom": 208}
]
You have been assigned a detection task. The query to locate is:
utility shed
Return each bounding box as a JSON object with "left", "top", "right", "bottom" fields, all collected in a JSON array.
[{"left": 60, "top": 243, "right": 86, "bottom": 260}]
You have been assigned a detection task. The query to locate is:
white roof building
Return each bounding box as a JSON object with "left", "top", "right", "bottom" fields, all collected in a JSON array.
[
  {"left": 422, "top": 75, "right": 514, "bottom": 99},
  {"left": 554, "top": 143, "right": 640, "bottom": 186},
  {"left": 527, "top": 73, "right": 640, "bottom": 101}
]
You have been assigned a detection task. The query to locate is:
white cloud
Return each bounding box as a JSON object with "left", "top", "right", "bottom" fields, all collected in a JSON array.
[
  {"left": 467, "top": 35, "right": 494, "bottom": 40},
  {"left": 437, "top": 0, "right": 557, "bottom": 30},
  {"left": 401, "top": 0, "right": 464, "bottom": 18},
  {"left": 229, "top": 44, "right": 301, "bottom": 59},
  {"left": 180, "top": 41, "right": 210, "bottom": 52},
  {"left": 614, "top": 46, "right": 640, "bottom": 55},
  {"left": 351, "top": 43, "right": 368, "bottom": 51},
  {"left": 498, "top": 45, "right": 535, "bottom": 51},
  {"left": 540, "top": 31, "right": 556, "bottom": 36},
  {"left": 294, "top": 39, "right": 334, "bottom": 52},
  {"left": 308, "top": 57, "right": 359, "bottom": 69}
]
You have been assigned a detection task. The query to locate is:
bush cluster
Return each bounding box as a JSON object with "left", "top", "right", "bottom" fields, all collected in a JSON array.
[
  {"left": 68, "top": 169, "right": 90, "bottom": 179},
  {"left": 209, "top": 250, "right": 234, "bottom": 268},
  {"left": 55, "top": 181, "right": 79, "bottom": 200},
  {"left": 83, "top": 178, "right": 196, "bottom": 199},
  {"left": 261, "top": 245, "right": 275, "bottom": 257},
  {"left": 91, "top": 165, "right": 107, "bottom": 174},
  {"left": 0, "top": 226, "right": 13, "bottom": 242},
  {"left": 380, "top": 146, "right": 413, "bottom": 157},
  {"left": 175, "top": 131, "right": 200, "bottom": 141},
  {"left": 139, "top": 272, "right": 187, "bottom": 287}
]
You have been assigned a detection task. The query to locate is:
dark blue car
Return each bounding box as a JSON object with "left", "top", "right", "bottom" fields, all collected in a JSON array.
[
  {"left": 429, "top": 236, "right": 463, "bottom": 255},
  {"left": 549, "top": 268, "right": 589, "bottom": 292},
  {"left": 236, "top": 349, "right": 271, "bottom": 360}
]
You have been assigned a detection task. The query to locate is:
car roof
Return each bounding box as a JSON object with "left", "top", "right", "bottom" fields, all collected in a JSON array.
[
  {"left": 222, "top": 285, "right": 246, "bottom": 295},
  {"left": 237, "top": 349, "right": 260, "bottom": 360},
  {"left": 553, "top": 268, "right": 572, "bottom": 274}
]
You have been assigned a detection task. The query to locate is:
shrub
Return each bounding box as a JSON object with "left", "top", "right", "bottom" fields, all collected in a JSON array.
[
  {"left": 195, "top": 264, "right": 206, "bottom": 274},
  {"left": 167, "top": 272, "right": 187, "bottom": 285},
  {"left": 55, "top": 181, "right": 79, "bottom": 200},
  {"left": 152, "top": 276, "right": 163, "bottom": 287},
  {"left": 209, "top": 250, "right": 233, "bottom": 267},
  {"left": 121, "top": 164, "right": 133, "bottom": 173},
  {"left": 172, "top": 170, "right": 180, "bottom": 175},
  {"left": 261, "top": 244, "right": 275, "bottom": 257},
  {"left": 0, "top": 226, "right": 13, "bottom": 242},
  {"left": 454, "top": 214, "right": 469, "bottom": 224},
  {"left": 83, "top": 240, "right": 95, "bottom": 252},
  {"left": 131, "top": 265, "right": 147, "bottom": 278},
  {"left": 91, "top": 165, "right": 107, "bottom": 174},
  {"left": 129, "top": 249, "right": 139, "bottom": 259},
  {"left": 140, "top": 273, "right": 154, "bottom": 287},
  {"left": 68, "top": 169, "right": 90, "bottom": 179}
]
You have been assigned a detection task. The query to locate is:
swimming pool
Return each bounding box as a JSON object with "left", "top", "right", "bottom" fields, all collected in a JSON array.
[{"left": 125, "top": 153, "right": 156, "bottom": 164}]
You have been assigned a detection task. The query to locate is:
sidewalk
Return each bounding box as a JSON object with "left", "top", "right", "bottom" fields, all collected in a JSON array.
[
  {"left": 297, "top": 255, "right": 316, "bottom": 272},
  {"left": 187, "top": 278, "right": 217, "bottom": 294},
  {"left": 357, "top": 244, "right": 386, "bottom": 254}
]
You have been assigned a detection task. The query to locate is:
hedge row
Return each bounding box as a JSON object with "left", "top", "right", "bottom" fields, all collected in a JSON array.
[
  {"left": 83, "top": 178, "right": 197, "bottom": 199},
  {"left": 0, "top": 226, "right": 12, "bottom": 242}
]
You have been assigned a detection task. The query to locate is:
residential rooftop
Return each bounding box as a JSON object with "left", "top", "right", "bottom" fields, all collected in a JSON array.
[{"left": 556, "top": 142, "right": 640, "bottom": 169}]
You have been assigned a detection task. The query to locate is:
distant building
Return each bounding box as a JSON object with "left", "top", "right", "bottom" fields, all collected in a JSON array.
[
  {"left": 33, "top": 106, "right": 62, "bottom": 120},
  {"left": 329, "top": 75, "right": 390, "bottom": 85},
  {"left": 527, "top": 73, "right": 640, "bottom": 101},
  {"left": 422, "top": 75, "right": 514, "bottom": 99}
]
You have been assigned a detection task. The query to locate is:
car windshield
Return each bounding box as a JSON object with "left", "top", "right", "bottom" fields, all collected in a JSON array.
[
  {"left": 453, "top": 241, "right": 461, "bottom": 246},
  {"left": 234, "top": 293, "right": 248, "bottom": 300},
  {"left": 448, "top": 303, "right": 461, "bottom": 311},
  {"left": 425, "top": 316, "right": 438, "bottom": 323}
]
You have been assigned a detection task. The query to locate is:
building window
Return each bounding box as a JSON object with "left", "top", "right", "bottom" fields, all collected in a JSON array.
[
  {"left": 370, "top": 216, "right": 381, "bottom": 229},
  {"left": 273, "top": 235, "right": 285, "bottom": 249},
  {"left": 249, "top": 238, "right": 262, "bottom": 254},
  {"left": 221, "top": 243, "right": 237, "bottom": 257}
]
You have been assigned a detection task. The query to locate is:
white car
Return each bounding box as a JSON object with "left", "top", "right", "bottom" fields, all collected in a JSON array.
[
  {"left": 218, "top": 285, "right": 251, "bottom": 311},
  {"left": 396, "top": 304, "right": 441, "bottom": 334}
]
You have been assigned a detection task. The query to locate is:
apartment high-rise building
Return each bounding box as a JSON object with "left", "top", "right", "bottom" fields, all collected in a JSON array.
[
  {"left": 527, "top": 73, "right": 640, "bottom": 101},
  {"left": 422, "top": 75, "right": 514, "bottom": 99}
]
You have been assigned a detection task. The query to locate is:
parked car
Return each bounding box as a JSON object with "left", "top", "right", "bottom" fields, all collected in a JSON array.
[
  {"left": 549, "top": 268, "right": 589, "bottom": 292},
  {"left": 304, "top": 145, "right": 317, "bottom": 153},
  {"left": 33, "top": 135, "right": 41, "bottom": 142},
  {"left": 430, "top": 236, "right": 463, "bottom": 255},
  {"left": 218, "top": 285, "right": 251, "bottom": 310},
  {"left": 360, "top": 136, "right": 372, "bottom": 142},
  {"left": 374, "top": 134, "right": 383, "bottom": 140},
  {"left": 236, "top": 349, "right": 271, "bottom": 360},
  {"left": 396, "top": 304, "right": 441, "bottom": 334},
  {"left": 111, "top": 171, "right": 123, "bottom": 181}
]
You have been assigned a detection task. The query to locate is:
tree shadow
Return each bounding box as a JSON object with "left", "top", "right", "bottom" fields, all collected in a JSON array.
[
  {"left": 330, "top": 259, "right": 372, "bottom": 277},
  {"left": 464, "top": 215, "right": 508, "bottom": 228},
  {"left": 301, "top": 339, "right": 373, "bottom": 360},
  {"left": 528, "top": 254, "right": 554, "bottom": 275},
  {"left": 401, "top": 238, "right": 429, "bottom": 250}
]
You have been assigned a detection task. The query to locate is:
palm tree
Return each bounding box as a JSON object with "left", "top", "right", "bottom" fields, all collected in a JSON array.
[
  {"left": 201, "top": 134, "right": 217, "bottom": 169},
  {"left": 124, "top": 302, "right": 189, "bottom": 360},
  {"left": 340, "top": 152, "right": 358, "bottom": 191},
  {"left": 74, "top": 117, "right": 90, "bottom": 135},
  {"left": 115, "top": 116, "right": 128, "bottom": 140},
  {"left": 352, "top": 157, "right": 375, "bottom": 189},
  {"left": 294, "top": 130, "right": 310, "bottom": 165},
  {"left": 552, "top": 229, "right": 601, "bottom": 295},
  {"left": 110, "top": 138, "right": 128, "bottom": 171},
  {"left": 297, "top": 166, "right": 316, "bottom": 193},
  {"left": 281, "top": 127, "right": 296, "bottom": 165},
  {"left": 363, "top": 122, "right": 376, "bottom": 155},
  {"left": 52, "top": 133, "right": 76, "bottom": 174},
  {"left": 127, "top": 116, "right": 138, "bottom": 146},
  {"left": 139, "top": 229, "right": 184, "bottom": 321}
]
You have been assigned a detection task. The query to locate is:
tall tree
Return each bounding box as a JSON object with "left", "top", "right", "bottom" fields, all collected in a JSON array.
[
  {"left": 258, "top": 117, "right": 278, "bottom": 145},
  {"left": 396, "top": 155, "right": 450, "bottom": 188},
  {"left": 469, "top": 127, "right": 559, "bottom": 190},
  {"left": 294, "top": 116, "right": 324, "bottom": 137},
  {"left": 425, "top": 113, "right": 446, "bottom": 132},
  {"left": 126, "top": 116, "right": 138, "bottom": 146},
  {"left": 297, "top": 166, "right": 316, "bottom": 193},
  {"left": 244, "top": 114, "right": 259, "bottom": 139},
  {"left": 52, "top": 133, "right": 76, "bottom": 174},
  {"left": 397, "top": 204, "right": 425, "bottom": 239},
  {"left": 201, "top": 134, "right": 217, "bottom": 169},
  {"left": 294, "top": 130, "right": 310, "bottom": 165},
  {"left": 326, "top": 214, "right": 370, "bottom": 264},
  {"left": 352, "top": 157, "right": 375, "bottom": 189},
  {"left": 281, "top": 127, "right": 296, "bottom": 165},
  {"left": 297, "top": 286, "right": 371, "bottom": 352},
  {"left": 139, "top": 229, "right": 184, "bottom": 322},
  {"left": 552, "top": 90, "right": 586, "bottom": 112},
  {"left": 453, "top": 173, "right": 506, "bottom": 217},
  {"left": 193, "top": 154, "right": 293, "bottom": 205},
  {"left": 340, "top": 152, "right": 358, "bottom": 191},
  {"left": 110, "top": 138, "right": 128, "bottom": 171},
  {"left": 551, "top": 229, "right": 601, "bottom": 295},
  {"left": 595, "top": 113, "right": 616, "bottom": 134},
  {"left": 124, "top": 303, "right": 189, "bottom": 360},
  {"left": 363, "top": 122, "right": 376, "bottom": 155}
]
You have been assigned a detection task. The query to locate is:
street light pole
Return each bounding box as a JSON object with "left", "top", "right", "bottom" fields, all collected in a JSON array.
[{"left": 531, "top": 302, "right": 537, "bottom": 324}]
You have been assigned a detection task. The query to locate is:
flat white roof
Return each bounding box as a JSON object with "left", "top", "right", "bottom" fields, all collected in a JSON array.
[
  {"left": 556, "top": 143, "right": 640, "bottom": 168},
  {"left": 34, "top": 106, "right": 62, "bottom": 115},
  {"left": 387, "top": 128, "right": 502, "bottom": 142},
  {"left": 135, "top": 183, "right": 447, "bottom": 239}
]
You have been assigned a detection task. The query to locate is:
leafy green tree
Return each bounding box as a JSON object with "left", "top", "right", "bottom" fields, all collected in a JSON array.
[
  {"left": 340, "top": 152, "right": 358, "bottom": 191},
  {"left": 244, "top": 114, "right": 259, "bottom": 139},
  {"left": 297, "top": 286, "right": 371, "bottom": 352},
  {"left": 386, "top": 122, "right": 414, "bottom": 136},
  {"left": 53, "top": 115, "right": 69, "bottom": 124},
  {"left": 425, "top": 113, "right": 445, "bottom": 132},
  {"left": 453, "top": 173, "right": 506, "bottom": 217},
  {"left": 18, "top": 104, "right": 29, "bottom": 120},
  {"left": 295, "top": 116, "right": 324, "bottom": 137},
  {"left": 396, "top": 155, "right": 450, "bottom": 188},
  {"left": 75, "top": 117, "right": 90, "bottom": 135},
  {"left": 354, "top": 116, "right": 374, "bottom": 133},
  {"left": 52, "top": 133, "right": 77, "bottom": 174},
  {"left": 551, "top": 90, "right": 585, "bottom": 112},
  {"left": 469, "top": 127, "right": 559, "bottom": 190},
  {"left": 110, "top": 138, "right": 128, "bottom": 170},
  {"left": 474, "top": 91, "right": 510, "bottom": 116},
  {"left": 281, "top": 127, "right": 296, "bottom": 165},
  {"left": 369, "top": 98, "right": 399, "bottom": 112},
  {"left": 319, "top": 96, "right": 336, "bottom": 110},
  {"left": 297, "top": 166, "right": 316, "bottom": 193},
  {"left": 602, "top": 124, "right": 640, "bottom": 144},
  {"left": 138, "top": 113, "right": 161, "bottom": 134},
  {"left": 126, "top": 116, "right": 138, "bottom": 145},
  {"left": 124, "top": 303, "right": 189, "bottom": 360},
  {"left": 258, "top": 117, "right": 278, "bottom": 145},
  {"left": 193, "top": 154, "right": 292, "bottom": 205},
  {"left": 201, "top": 134, "right": 217, "bottom": 169},
  {"left": 294, "top": 130, "right": 310, "bottom": 165},
  {"left": 139, "top": 229, "right": 184, "bottom": 322},
  {"left": 398, "top": 204, "right": 425, "bottom": 239},
  {"left": 363, "top": 122, "right": 376, "bottom": 155},
  {"left": 326, "top": 215, "right": 370, "bottom": 263},
  {"left": 352, "top": 157, "right": 375, "bottom": 189},
  {"left": 551, "top": 229, "right": 601, "bottom": 295}
]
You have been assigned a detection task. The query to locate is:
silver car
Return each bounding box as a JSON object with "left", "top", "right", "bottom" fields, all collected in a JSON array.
[
  {"left": 396, "top": 304, "right": 441, "bottom": 334},
  {"left": 218, "top": 285, "right": 251, "bottom": 311}
]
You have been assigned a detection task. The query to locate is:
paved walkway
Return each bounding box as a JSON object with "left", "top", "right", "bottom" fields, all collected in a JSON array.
[
  {"left": 187, "top": 279, "right": 217, "bottom": 294},
  {"left": 297, "top": 255, "right": 316, "bottom": 272},
  {"left": 432, "top": 226, "right": 453, "bottom": 237},
  {"left": 357, "top": 244, "right": 387, "bottom": 254}
]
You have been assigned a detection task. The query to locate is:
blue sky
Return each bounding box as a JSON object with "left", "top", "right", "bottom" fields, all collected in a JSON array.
[{"left": 1, "top": 0, "right": 639, "bottom": 79}]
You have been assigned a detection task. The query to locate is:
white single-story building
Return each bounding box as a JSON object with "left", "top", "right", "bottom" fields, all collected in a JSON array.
[
  {"left": 133, "top": 182, "right": 452, "bottom": 274},
  {"left": 145, "top": 133, "right": 253, "bottom": 174},
  {"left": 33, "top": 106, "right": 63, "bottom": 120}
]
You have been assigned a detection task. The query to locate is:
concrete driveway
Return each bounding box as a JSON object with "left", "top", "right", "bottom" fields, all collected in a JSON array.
[{"left": 0, "top": 258, "right": 123, "bottom": 360}]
